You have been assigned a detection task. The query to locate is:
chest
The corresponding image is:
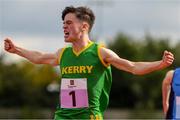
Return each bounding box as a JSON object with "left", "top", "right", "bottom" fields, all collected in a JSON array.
[{"left": 60, "top": 47, "right": 102, "bottom": 76}]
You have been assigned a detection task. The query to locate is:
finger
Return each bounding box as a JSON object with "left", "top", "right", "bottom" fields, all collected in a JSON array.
[
  {"left": 166, "top": 55, "right": 174, "bottom": 60},
  {"left": 4, "top": 38, "right": 13, "bottom": 45},
  {"left": 164, "top": 50, "right": 168, "bottom": 53},
  {"left": 165, "top": 58, "right": 174, "bottom": 63},
  {"left": 5, "top": 45, "right": 10, "bottom": 49},
  {"left": 5, "top": 46, "right": 11, "bottom": 51},
  {"left": 4, "top": 39, "right": 12, "bottom": 44},
  {"left": 168, "top": 60, "right": 174, "bottom": 64},
  {"left": 4, "top": 42, "right": 11, "bottom": 51},
  {"left": 5, "top": 43, "right": 10, "bottom": 49},
  {"left": 5, "top": 42, "right": 10, "bottom": 47},
  {"left": 164, "top": 50, "right": 169, "bottom": 56},
  {"left": 5, "top": 47, "right": 10, "bottom": 51},
  {"left": 166, "top": 58, "right": 174, "bottom": 62},
  {"left": 164, "top": 58, "right": 174, "bottom": 63},
  {"left": 164, "top": 52, "right": 174, "bottom": 59},
  {"left": 165, "top": 59, "right": 174, "bottom": 63},
  {"left": 163, "top": 58, "right": 174, "bottom": 64},
  {"left": 166, "top": 54, "right": 174, "bottom": 58},
  {"left": 168, "top": 52, "right": 174, "bottom": 57},
  {"left": 165, "top": 51, "right": 173, "bottom": 56},
  {"left": 166, "top": 61, "right": 173, "bottom": 65},
  {"left": 5, "top": 40, "right": 14, "bottom": 48}
]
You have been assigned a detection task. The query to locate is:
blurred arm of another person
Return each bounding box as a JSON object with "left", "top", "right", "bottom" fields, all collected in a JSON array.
[{"left": 162, "top": 70, "right": 174, "bottom": 116}]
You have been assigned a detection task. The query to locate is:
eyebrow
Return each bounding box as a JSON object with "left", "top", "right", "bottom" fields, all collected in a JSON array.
[{"left": 63, "top": 20, "right": 72, "bottom": 24}]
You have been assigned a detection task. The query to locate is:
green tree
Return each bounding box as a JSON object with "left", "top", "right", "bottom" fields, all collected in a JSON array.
[
  {"left": 108, "top": 33, "right": 176, "bottom": 110},
  {"left": 0, "top": 58, "right": 59, "bottom": 108}
]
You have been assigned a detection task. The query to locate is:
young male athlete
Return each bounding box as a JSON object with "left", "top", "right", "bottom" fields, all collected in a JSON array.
[
  {"left": 162, "top": 68, "right": 180, "bottom": 119},
  {"left": 4, "top": 6, "right": 174, "bottom": 119}
]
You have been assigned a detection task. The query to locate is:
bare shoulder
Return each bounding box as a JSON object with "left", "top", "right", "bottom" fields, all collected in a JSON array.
[
  {"left": 163, "top": 70, "right": 174, "bottom": 84},
  {"left": 55, "top": 47, "right": 67, "bottom": 65},
  {"left": 99, "top": 46, "right": 122, "bottom": 67},
  {"left": 56, "top": 48, "right": 64, "bottom": 56},
  {"left": 99, "top": 46, "right": 118, "bottom": 59},
  {"left": 55, "top": 48, "right": 65, "bottom": 60},
  {"left": 166, "top": 70, "right": 174, "bottom": 78},
  {"left": 99, "top": 47, "right": 108, "bottom": 58}
]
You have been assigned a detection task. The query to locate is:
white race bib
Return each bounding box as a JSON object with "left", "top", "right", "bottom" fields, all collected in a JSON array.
[{"left": 60, "top": 78, "right": 89, "bottom": 108}]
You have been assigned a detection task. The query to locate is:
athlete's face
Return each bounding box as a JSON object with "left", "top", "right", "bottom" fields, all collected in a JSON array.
[{"left": 63, "top": 13, "right": 83, "bottom": 42}]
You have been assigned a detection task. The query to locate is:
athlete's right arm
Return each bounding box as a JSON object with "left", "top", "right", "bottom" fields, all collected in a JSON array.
[
  {"left": 4, "top": 38, "right": 62, "bottom": 66},
  {"left": 162, "top": 70, "right": 174, "bottom": 116}
]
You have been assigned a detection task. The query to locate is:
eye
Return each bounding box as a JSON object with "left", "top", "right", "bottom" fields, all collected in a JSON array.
[{"left": 67, "top": 21, "right": 72, "bottom": 25}]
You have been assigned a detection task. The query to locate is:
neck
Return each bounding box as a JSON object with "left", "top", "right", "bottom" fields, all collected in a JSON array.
[{"left": 72, "top": 33, "right": 91, "bottom": 53}]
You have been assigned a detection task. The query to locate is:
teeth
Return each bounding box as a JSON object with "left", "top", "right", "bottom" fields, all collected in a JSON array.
[
  {"left": 64, "top": 32, "right": 69, "bottom": 38},
  {"left": 64, "top": 31, "right": 69, "bottom": 34},
  {"left": 65, "top": 33, "right": 69, "bottom": 35}
]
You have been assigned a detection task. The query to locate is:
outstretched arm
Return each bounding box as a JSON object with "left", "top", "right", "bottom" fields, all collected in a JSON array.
[
  {"left": 4, "top": 38, "right": 61, "bottom": 66},
  {"left": 162, "top": 70, "right": 174, "bottom": 116},
  {"left": 99, "top": 47, "right": 174, "bottom": 75}
]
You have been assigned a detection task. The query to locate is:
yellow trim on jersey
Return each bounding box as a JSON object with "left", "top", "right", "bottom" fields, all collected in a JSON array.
[
  {"left": 98, "top": 45, "right": 110, "bottom": 67},
  {"left": 58, "top": 47, "right": 66, "bottom": 64},
  {"left": 90, "top": 114, "right": 102, "bottom": 120},
  {"left": 90, "top": 115, "right": 94, "bottom": 120},
  {"left": 72, "top": 41, "right": 93, "bottom": 56},
  {"left": 95, "top": 115, "right": 102, "bottom": 120}
]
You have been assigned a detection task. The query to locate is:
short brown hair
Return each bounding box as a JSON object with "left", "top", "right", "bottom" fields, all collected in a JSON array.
[{"left": 62, "top": 6, "right": 95, "bottom": 32}]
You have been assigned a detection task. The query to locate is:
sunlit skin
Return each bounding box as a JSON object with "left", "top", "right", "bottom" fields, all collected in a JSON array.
[
  {"left": 63, "top": 13, "right": 91, "bottom": 53},
  {"left": 162, "top": 70, "right": 174, "bottom": 116},
  {"left": 63, "top": 13, "right": 82, "bottom": 43},
  {"left": 4, "top": 12, "right": 174, "bottom": 75},
  {"left": 3, "top": 6, "right": 175, "bottom": 120}
]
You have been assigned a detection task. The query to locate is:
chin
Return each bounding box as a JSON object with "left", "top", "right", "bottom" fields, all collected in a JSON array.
[
  {"left": 64, "top": 40, "right": 70, "bottom": 43},
  {"left": 64, "top": 38, "right": 72, "bottom": 43}
]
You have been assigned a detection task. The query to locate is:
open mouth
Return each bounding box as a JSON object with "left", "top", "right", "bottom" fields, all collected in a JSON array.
[{"left": 64, "top": 31, "right": 70, "bottom": 38}]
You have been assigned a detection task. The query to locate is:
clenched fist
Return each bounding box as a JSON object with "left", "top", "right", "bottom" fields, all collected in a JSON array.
[
  {"left": 4, "top": 38, "right": 17, "bottom": 53},
  {"left": 162, "top": 50, "right": 174, "bottom": 67}
]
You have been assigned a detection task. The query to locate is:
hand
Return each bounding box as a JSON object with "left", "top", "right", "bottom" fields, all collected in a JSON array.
[
  {"left": 4, "top": 38, "right": 17, "bottom": 53},
  {"left": 162, "top": 50, "right": 174, "bottom": 67}
]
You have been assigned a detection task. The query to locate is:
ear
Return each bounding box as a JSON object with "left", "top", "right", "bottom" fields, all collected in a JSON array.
[{"left": 82, "top": 22, "right": 89, "bottom": 32}]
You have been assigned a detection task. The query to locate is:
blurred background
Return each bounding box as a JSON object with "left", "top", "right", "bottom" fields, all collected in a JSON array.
[{"left": 0, "top": 0, "right": 180, "bottom": 119}]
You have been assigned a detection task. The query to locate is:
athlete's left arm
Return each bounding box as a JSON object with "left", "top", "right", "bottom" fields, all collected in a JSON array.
[{"left": 99, "top": 47, "right": 174, "bottom": 75}]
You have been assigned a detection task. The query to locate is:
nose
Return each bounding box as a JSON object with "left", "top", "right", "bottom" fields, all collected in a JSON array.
[{"left": 63, "top": 24, "right": 67, "bottom": 29}]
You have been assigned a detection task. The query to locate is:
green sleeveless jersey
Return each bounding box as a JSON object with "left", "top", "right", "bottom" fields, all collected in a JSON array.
[{"left": 54, "top": 42, "right": 112, "bottom": 119}]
